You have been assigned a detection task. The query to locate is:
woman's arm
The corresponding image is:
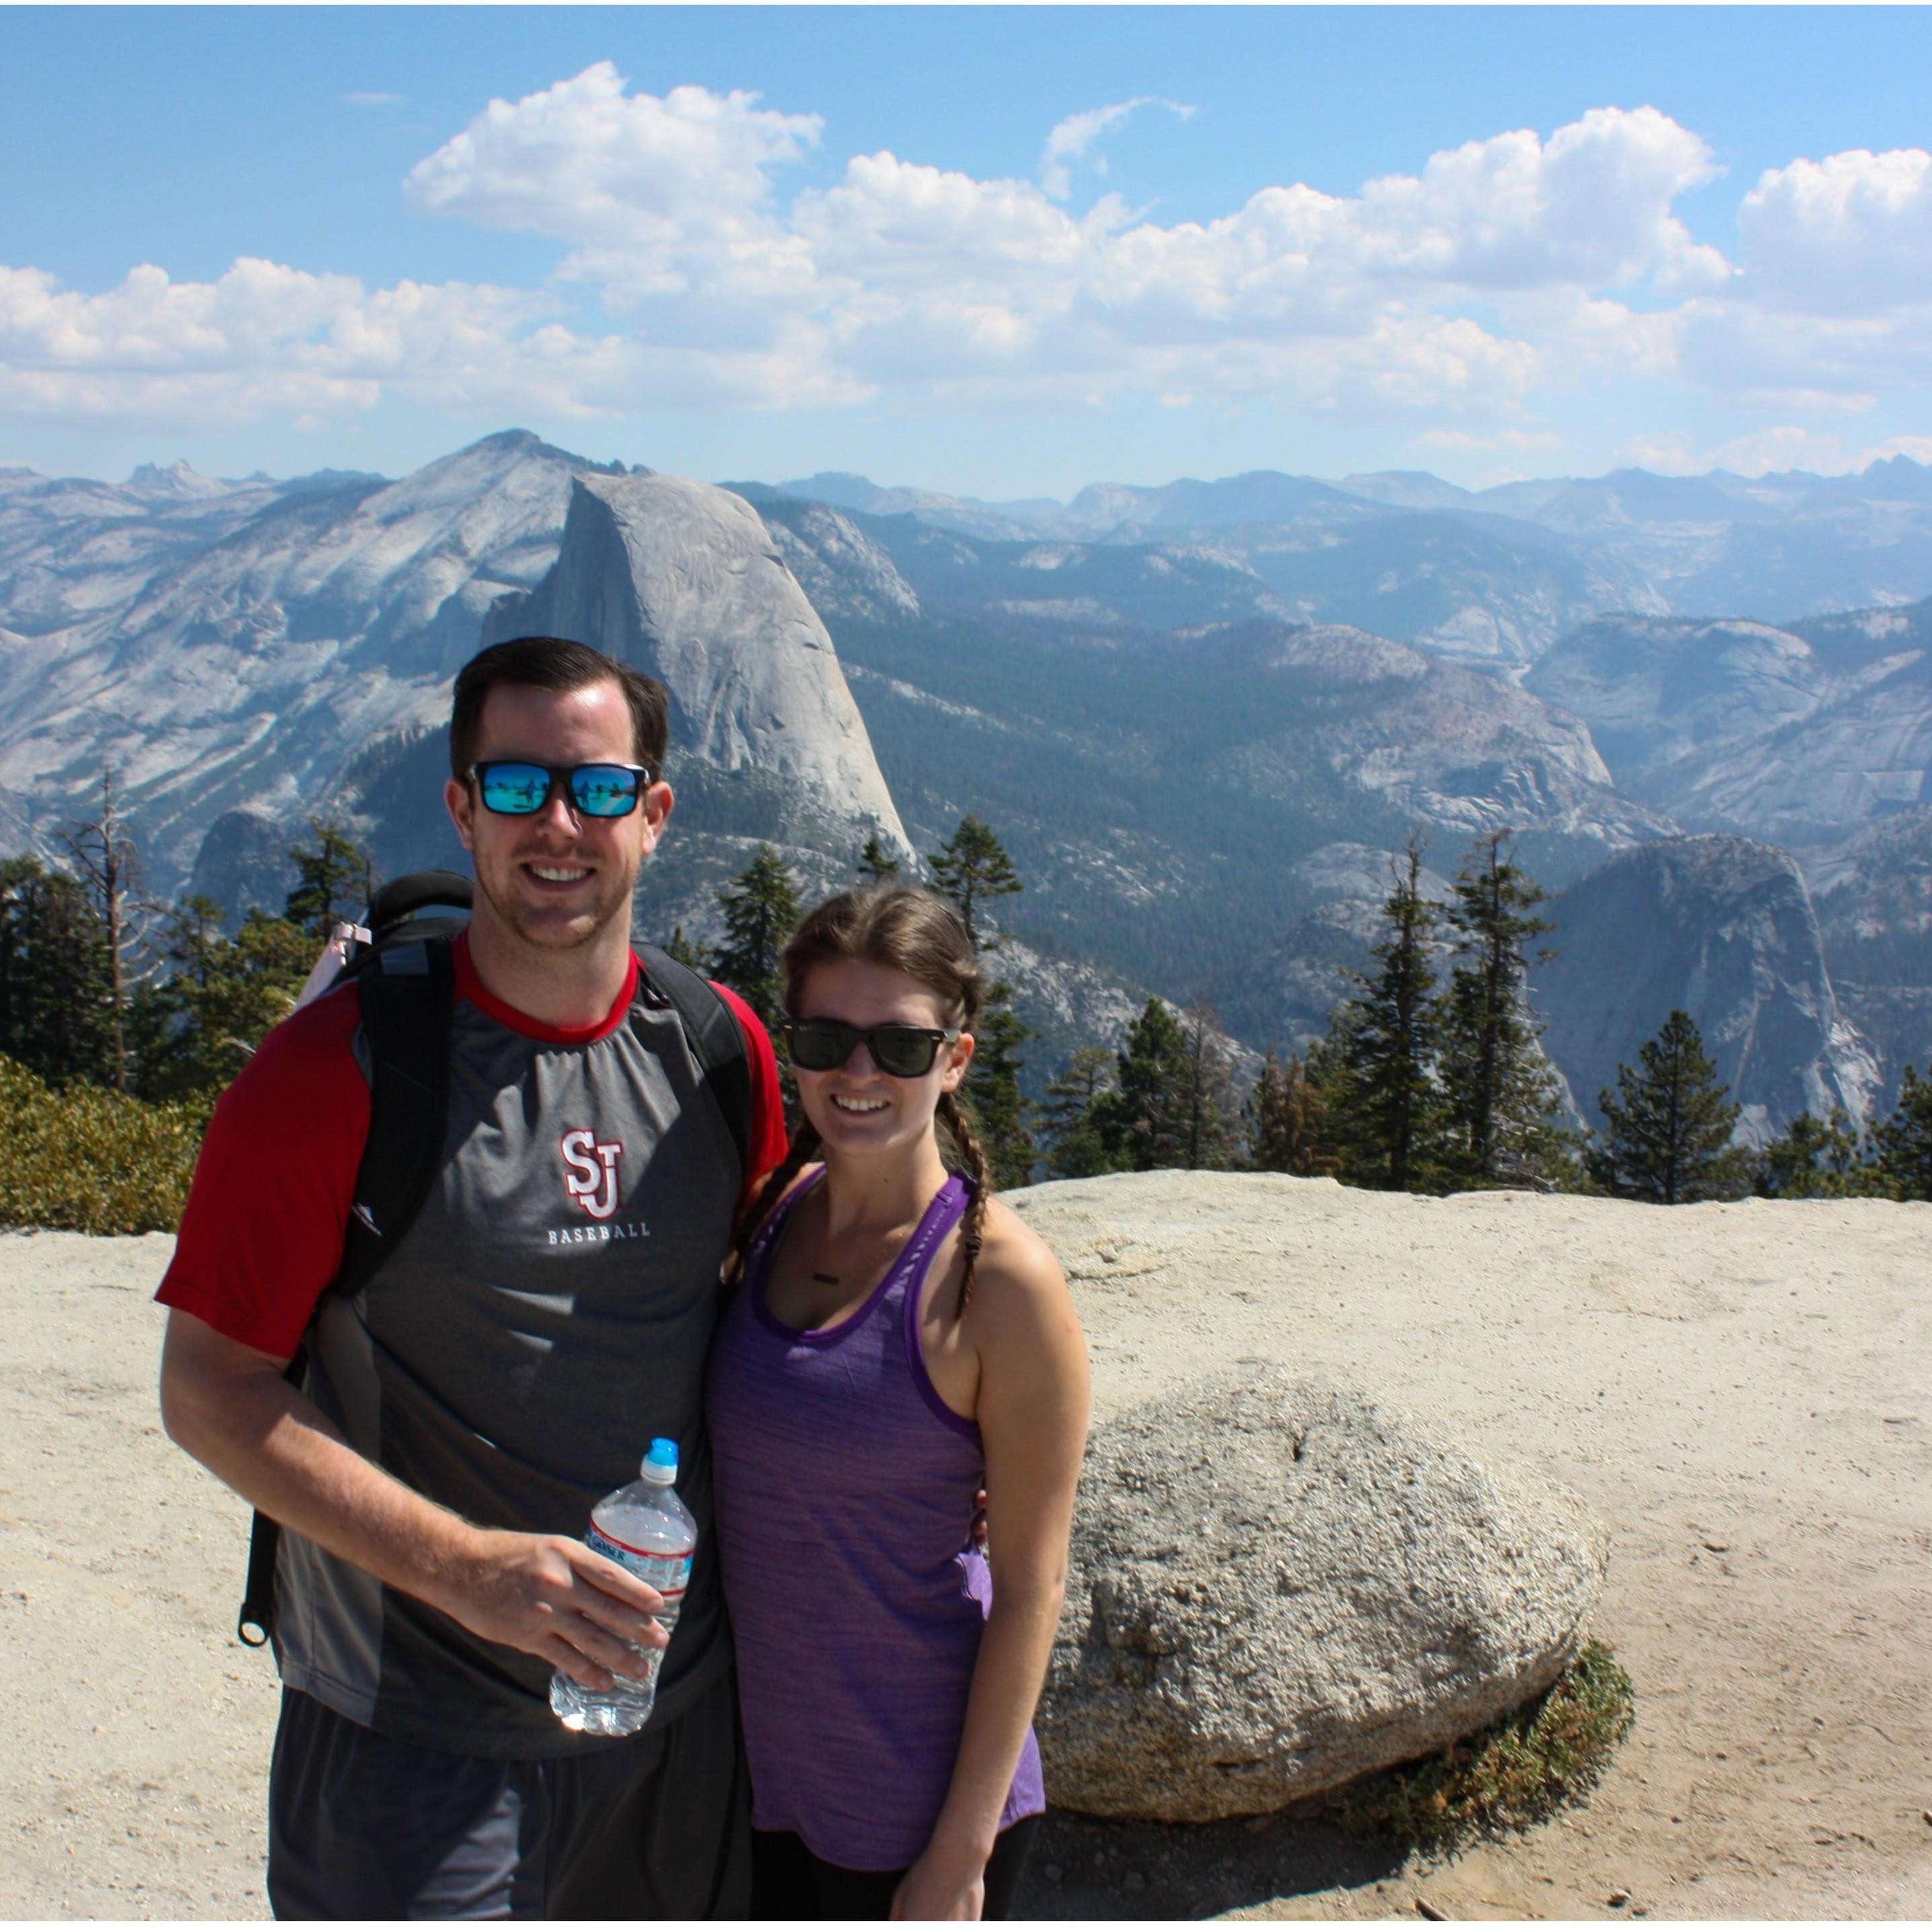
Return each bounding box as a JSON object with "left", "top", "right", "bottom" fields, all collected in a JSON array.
[{"left": 893, "top": 1208, "right": 1091, "bottom": 1921}]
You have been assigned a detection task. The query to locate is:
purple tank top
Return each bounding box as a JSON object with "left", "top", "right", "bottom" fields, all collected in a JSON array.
[{"left": 706, "top": 1170, "right": 1046, "bottom": 1869}]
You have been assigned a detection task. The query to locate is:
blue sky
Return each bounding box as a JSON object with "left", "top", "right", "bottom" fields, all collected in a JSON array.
[{"left": 4, "top": 6, "right": 1930, "bottom": 497}]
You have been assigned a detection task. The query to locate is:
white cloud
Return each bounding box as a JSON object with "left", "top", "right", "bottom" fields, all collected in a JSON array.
[
  {"left": 5, "top": 71, "right": 1925, "bottom": 445},
  {"left": 400, "top": 76, "right": 1735, "bottom": 398},
  {"left": 1348, "top": 106, "right": 1728, "bottom": 293},
  {"left": 406, "top": 65, "right": 818, "bottom": 234},
  {"left": 1640, "top": 146, "right": 1932, "bottom": 406},
  {"left": 1040, "top": 98, "right": 1193, "bottom": 201},
  {"left": 1740, "top": 147, "right": 1932, "bottom": 313},
  {"left": 0, "top": 259, "right": 760, "bottom": 423}
]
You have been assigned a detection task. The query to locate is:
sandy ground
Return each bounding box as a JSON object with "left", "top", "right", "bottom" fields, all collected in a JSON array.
[{"left": 1, "top": 1177, "right": 1929, "bottom": 1921}]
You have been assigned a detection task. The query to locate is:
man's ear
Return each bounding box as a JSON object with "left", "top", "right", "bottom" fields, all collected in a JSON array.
[
  {"left": 639, "top": 781, "right": 674, "bottom": 854},
  {"left": 444, "top": 776, "right": 475, "bottom": 853}
]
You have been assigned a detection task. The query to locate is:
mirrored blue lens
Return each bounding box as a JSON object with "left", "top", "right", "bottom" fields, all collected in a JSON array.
[
  {"left": 569, "top": 766, "right": 642, "bottom": 817},
  {"left": 478, "top": 764, "right": 551, "bottom": 814}
]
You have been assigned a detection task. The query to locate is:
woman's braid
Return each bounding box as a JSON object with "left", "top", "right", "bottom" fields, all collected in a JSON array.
[
  {"left": 726, "top": 1121, "right": 822, "bottom": 1296},
  {"left": 937, "top": 1091, "right": 991, "bottom": 1319}
]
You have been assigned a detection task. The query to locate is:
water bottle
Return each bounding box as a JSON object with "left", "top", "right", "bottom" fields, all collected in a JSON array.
[{"left": 549, "top": 1438, "right": 695, "bottom": 1738}]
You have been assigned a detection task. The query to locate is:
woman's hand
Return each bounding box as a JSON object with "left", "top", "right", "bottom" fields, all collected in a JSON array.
[{"left": 888, "top": 1837, "right": 987, "bottom": 1921}]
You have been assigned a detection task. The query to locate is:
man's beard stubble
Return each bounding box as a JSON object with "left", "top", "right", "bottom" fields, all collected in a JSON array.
[{"left": 474, "top": 844, "right": 639, "bottom": 954}]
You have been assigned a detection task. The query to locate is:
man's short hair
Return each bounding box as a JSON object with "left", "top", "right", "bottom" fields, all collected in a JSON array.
[{"left": 450, "top": 637, "right": 670, "bottom": 780}]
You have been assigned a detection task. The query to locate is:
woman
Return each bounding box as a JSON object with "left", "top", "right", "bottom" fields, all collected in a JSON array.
[{"left": 707, "top": 886, "right": 1091, "bottom": 1921}]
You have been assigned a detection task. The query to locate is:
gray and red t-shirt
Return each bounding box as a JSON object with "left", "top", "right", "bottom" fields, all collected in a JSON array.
[{"left": 158, "top": 933, "right": 787, "bottom": 1758}]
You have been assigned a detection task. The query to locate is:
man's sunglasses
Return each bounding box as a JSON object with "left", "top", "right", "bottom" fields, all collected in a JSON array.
[
  {"left": 783, "top": 1017, "right": 961, "bottom": 1079},
  {"left": 468, "top": 761, "right": 653, "bottom": 819}
]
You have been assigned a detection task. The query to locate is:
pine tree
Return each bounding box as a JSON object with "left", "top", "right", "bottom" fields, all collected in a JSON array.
[
  {"left": 924, "top": 816, "right": 1031, "bottom": 1181},
  {"left": 1039, "top": 1044, "right": 1121, "bottom": 1180},
  {"left": 58, "top": 769, "right": 148, "bottom": 1092},
  {"left": 927, "top": 815, "right": 1022, "bottom": 951},
  {"left": 1873, "top": 1067, "right": 1932, "bottom": 1201},
  {"left": 1324, "top": 837, "right": 1449, "bottom": 1192},
  {"left": 133, "top": 898, "right": 314, "bottom": 1100},
  {"left": 1589, "top": 1010, "right": 1744, "bottom": 1204},
  {"left": 664, "top": 925, "right": 705, "bottom": 971},
  {"left": 962, "top": 981, "right": 1036, "bottom": 1187},
  {"left": 710, "top": 847, "right": 803, "bottom": 1034},
  {"left": 1177, "top": 1000, "right": 1238, "bottom": 1171},
  {"left": 1098, "top": 997, "right": 1194, "bottom": 1171},
  {"left": 284, "top": 818, "right": 375, "bottom": 940},
  {"left": 857, "top": 834, "right": 901, "bottom": 886},
  {"left": 1439, "top": 830, "right": 1570, "bottom": 1187},
  {"left": 1754, "top": 1107, "right": 1869, "bottom": 1198},
  {"left": 1248, "top": 1048, "right": 1338, "bottom": 1177},
  {"left": 0, "top": 855, "right": 116, "bottom": 1089}
]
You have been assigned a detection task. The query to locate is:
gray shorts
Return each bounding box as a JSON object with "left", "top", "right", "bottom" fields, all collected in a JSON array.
[{"left": 266, "top": 1672, "right": 750, "bottom": 1919}]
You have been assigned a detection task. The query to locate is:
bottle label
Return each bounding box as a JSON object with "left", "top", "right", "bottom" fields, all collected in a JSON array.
[{"left": 586, "top": 1524, "right": 694, "bottom": 1605}]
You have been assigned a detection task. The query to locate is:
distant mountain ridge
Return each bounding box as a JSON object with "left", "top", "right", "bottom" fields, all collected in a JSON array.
[
  {"left": 7, "top": 429, "right": 1932, "bottom": 1131},
  {"left": 758, "top": 453, "right": 1932, "bottom": 635}
]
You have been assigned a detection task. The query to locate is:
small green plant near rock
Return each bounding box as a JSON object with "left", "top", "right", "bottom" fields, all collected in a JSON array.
[
  {"left": 0, "top": 1052, "right": 211, "bottom": 1235},
  {"left": 1340, "top": 1638, "right": 1635, "bottom": 1852}
]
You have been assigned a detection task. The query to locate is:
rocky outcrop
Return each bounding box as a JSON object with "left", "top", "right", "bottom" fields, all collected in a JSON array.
[
  {"left": 485, "top": 472, "right": 908, "bottom": 861},
  {"left": 1536, "top": 834, "right": 1879, "bottom": 1140},
  {"left": 1802, "top": 806, "right": 1932, "bottom": 1106},
  {"left": 1526, "top": 617, "right": 1829, "bottom": 798},
  {"left": 1201, "top": 623, "right": 1668, "bottom": 847},
  {"left": 0, "top": 431, "right": 593, "bottom": 893},
  {"left": 0, "top": 433, "right": 916, "bottom": 904},
  {"left": 1039, "top": 1369, "right": 1606, "bottom": 1822},
  {"left": 1530, "top": 608, "right": 1932, "bottom": 846},
  {"left": 754, "top": 498, "right": 922, "bottom": 627}
]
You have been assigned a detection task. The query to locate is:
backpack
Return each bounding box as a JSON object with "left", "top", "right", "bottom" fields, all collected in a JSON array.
[{"left": 236, "top": 869, "right": 752, "bottom": 1646}]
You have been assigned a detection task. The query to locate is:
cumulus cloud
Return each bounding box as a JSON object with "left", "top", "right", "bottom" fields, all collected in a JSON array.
[
  {"left": 1740, "top": 147, "right": 1932, "bottom": 312},
  {"left": 388, "top": 75, "right": 1739, "bottom": 415},
  {"left": 4, "top": 69, "right": 1925, "bottom": 440},
  {"left": 1641, "top": 145, "right": 1932, "bottom": 406},
  {"left": 1040, "top": 98, "right": 1193, "bottom": 201},
  {"left": 0, "top": 258, "right": 848, "bottom": 424}
]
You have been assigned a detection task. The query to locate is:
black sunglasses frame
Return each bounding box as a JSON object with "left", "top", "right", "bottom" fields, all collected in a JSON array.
[
  {"left": 467, "top": 760, "right": 654, "bottom": 819},
  {"left": 783, "top": 1017, "right": 962, "bottom": 1079}
]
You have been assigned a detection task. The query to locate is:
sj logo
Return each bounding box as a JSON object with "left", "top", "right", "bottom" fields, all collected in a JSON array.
[{"left": 560, "top": 1129, "right": 624, "bottom": 1221}]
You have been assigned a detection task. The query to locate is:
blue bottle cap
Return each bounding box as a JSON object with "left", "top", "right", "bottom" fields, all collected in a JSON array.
[{"left": 646, "top": 1438, "right": 679, "bottom": 1471}]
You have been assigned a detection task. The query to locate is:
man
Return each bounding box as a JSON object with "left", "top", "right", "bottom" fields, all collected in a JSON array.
[{"left": 157, "top": 635, "right": 787, "bottom": 1917}]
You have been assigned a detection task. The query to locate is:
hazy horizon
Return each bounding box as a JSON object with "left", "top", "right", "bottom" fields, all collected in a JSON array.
[{"left": 16, "top": 433, "right": 1929, "bottom": 503}]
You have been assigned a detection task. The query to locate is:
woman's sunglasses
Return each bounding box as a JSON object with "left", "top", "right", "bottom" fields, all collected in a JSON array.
[
  {"left": 783, "top": 1017, "right": 961, "bottom": 1079},
  {"left": 468, "top": 761, "right": 652, "bottom": 819}
]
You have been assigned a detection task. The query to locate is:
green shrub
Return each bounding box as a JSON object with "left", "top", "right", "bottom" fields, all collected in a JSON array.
[
  {"left": 1341, "top": 1638, "right": 1635, "bottom": 1851},
  {"left": 0, "top": 1054, "right": 211, "bottom": 1235}
]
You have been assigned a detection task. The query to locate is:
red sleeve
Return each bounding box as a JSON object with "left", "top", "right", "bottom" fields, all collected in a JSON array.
[
  {"left": 710, "top": 980, "right": 791, "bottom": 1186},
  {"left": 155, "top": 984, "right": 371, "bottom": 1359}
]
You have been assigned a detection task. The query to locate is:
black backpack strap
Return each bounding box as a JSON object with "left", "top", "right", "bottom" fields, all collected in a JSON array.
[
  {"left": 236, "top": 935, "right": 457, "bottom": 1647},
  {"left": 236, "top": 1339, "right": 307, "bottom": 1646},
  {"left": 637, "top": 945, "right": 754, "bottom": 1182},
  {"left": 333, "top": 933, "right": 460, "bottom": 1297}
]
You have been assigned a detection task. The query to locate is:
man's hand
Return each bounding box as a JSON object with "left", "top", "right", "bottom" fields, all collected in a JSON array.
[
  {"left": 159, "top": 1311, "right": 673, "bottom": 1692},
  {"left": 433, "top": 1529, "right": 669, "bottom": 1691}
]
